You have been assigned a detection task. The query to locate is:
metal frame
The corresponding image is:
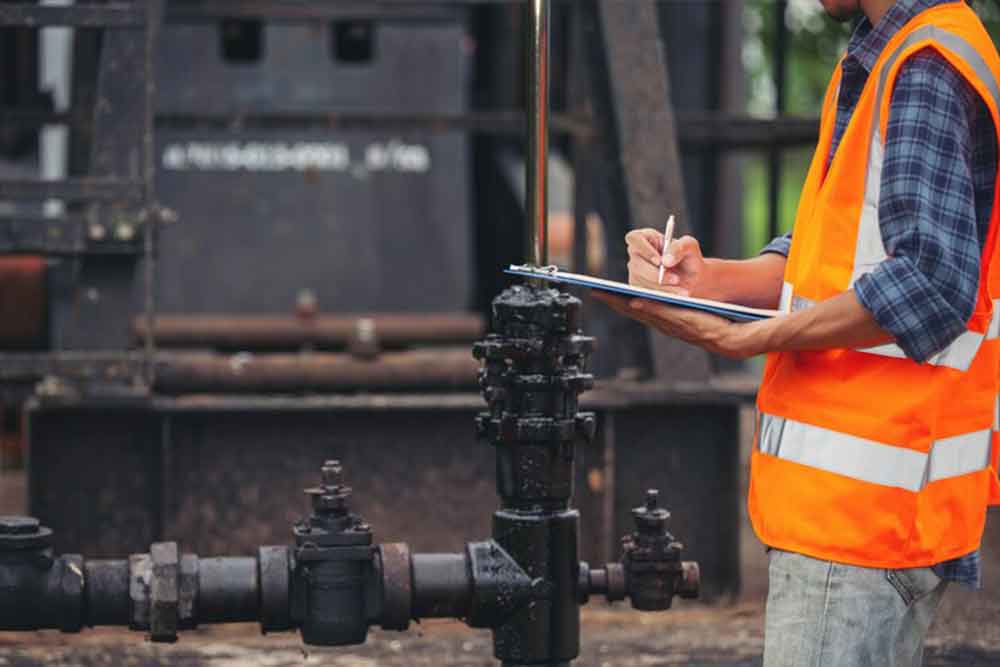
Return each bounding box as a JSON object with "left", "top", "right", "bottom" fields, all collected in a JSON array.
[
  {"left": 0, "top": 0, "right": 161, "bottom": 388},
  {"left": 0, "top": 0, "right": 822, "bottom": 393},
  {"left": 0, "top": 4, "right": 146, "bottom": 28}
]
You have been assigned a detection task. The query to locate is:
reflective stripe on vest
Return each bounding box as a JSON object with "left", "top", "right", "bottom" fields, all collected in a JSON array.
[
  {"left": 758, "top": 412, "right": 992, "bottom": 492},
  {"left": 781, "top": 27, "right": 1000, "bottom": 371}
]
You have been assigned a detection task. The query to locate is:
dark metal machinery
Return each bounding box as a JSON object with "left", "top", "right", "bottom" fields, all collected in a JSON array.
[
  {"left": 0, "top": 460, "right": 697, "bottom": 656},
  {"left": 0, "top": 300, "right": 698, "bottom": 660},
  {"left": 0, "top": 3, "right": 705, "bottom": 663},
  {"left": 1, "top": 0, "right": 752, "bottom": 603},
  {"left": 0, "top": 3, "right": 848, "bottom": 651}
]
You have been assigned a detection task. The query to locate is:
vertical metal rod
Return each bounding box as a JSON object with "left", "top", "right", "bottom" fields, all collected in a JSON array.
[
  {"left": 767, "top": 0, "right": 787, "bottom": 242},
  {"left": 602, "top": 411, "right": 617, "bottom": 565},
  {"left": 142, "top": 0, "right": 160, "bottom": 387},
  {"left": 526, "top": 0, "right": 550, "bottom": 267}
]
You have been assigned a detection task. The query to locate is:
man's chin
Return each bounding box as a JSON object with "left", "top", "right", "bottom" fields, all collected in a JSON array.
[
  {"left": 825, "top": 9, "right": 857, "bottom": 23},
  {"left": 821, "top": 0, "right": 860, "bottom": 23}
]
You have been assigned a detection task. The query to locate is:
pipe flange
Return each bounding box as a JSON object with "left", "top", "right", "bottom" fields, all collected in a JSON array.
[
  {"left": 577, "top": 561, "right": 591, "bottom": 604},
  {"left": 678, "top": 561, "right": 700, "bottom": 599},
  {"left": 259, "top": 546, "right": 293, "bottom": 633},
  {"left": 605, "top": 562, "right": 627, "bottom": 603},
  {"left": 150, "top": 542, "right": 179, "bottom": 643},
  {"left": 378, "top": 543, "right": 412, "bottom": 631}
]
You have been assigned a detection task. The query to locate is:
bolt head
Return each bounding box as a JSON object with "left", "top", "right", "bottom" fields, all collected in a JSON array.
[
  {"left": 296, "top": 289, "right": 318, "bottom": 319},
  {"left": 115, "top": 223, "right": 136, "bottom": 242},
  {"left": 0, "top": 516, "right": 40, "bottom": 535},
  {"left": 321, "top": 460, "right": 342, "bottom": 486},
  {"left": 88, "top": 223, "right": 107, "bottom": 241},
  {"left": 645, "top": 489, "right": 659, "bottom": 510}
]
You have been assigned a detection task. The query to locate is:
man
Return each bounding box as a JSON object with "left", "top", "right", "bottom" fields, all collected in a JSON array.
[{"left": 596, "top": 1, "right": 1000, "bottom": 664}]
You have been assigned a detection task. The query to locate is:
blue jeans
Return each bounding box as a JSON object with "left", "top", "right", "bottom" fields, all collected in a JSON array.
[{"left": 764, "top": 549, "right": 948, "bottom": 667}]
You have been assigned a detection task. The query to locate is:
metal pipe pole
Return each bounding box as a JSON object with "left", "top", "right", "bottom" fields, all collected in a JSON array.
[
  {"left": 767, "top": 0, "right": 788, "bottom": 243},
  {"left": 142, "top": 0, "right": 163, "bottom": 388},
  {"left": 526, "top": 0, "right": 550, "bottom": 267}
]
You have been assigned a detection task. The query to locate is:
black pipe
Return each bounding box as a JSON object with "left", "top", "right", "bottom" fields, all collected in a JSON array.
[
  {"left": 411, "top": 553, "right": 471, "bottom": 619},
  {"left": 198, "top": 557, "right": 260, "bottom": 624},
  {"left": 84, "top": 559, "right": 130, "bottom": 626},
  {"left": 476, "top": 286, "right": 596, "bottom": 666},
  {"left": 494, "top": 510, "right": 579, "bottom": 665}
]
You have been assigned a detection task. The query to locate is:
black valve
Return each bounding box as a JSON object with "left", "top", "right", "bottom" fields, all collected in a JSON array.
[
  {"left": 292, "top": 460, "right": 375, "bottom": 647},
  {"left": 622, "top": 490, "right": 699, "bottom": 611}
]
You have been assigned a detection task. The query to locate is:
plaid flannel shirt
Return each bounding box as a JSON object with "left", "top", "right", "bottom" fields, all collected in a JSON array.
[{"left": 761, "top": 0, "right": 997, "bottom": 587}]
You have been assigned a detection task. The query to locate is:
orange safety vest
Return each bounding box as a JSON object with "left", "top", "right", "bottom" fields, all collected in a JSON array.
[{"left": 751, "top": 1, "right": 1000, "bottom": 569}]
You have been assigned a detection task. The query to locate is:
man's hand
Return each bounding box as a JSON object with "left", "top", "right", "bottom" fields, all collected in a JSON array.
[
  {"left": 625, "top": 229, "right": 714, "bottom": 298},
  {"left": 592, "top": 291, "right": 767, "bottom": 360}
]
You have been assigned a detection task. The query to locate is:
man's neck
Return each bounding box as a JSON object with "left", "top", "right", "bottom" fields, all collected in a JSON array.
[{"left": 860, "top": 0, "right": 898, "bottom": 26}]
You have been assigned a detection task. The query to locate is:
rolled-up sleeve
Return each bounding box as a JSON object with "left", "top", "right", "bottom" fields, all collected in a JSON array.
[
  {"left": 760, "top": 232, "right": 792, "bottom": 257},
  {"left": 852, "top": 50, "right": 988, "bottom": 363}
]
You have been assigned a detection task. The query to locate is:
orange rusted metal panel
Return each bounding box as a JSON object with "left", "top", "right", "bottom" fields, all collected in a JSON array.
[{"left": 0, "top": 256, "right": 45, "bottom": 345}]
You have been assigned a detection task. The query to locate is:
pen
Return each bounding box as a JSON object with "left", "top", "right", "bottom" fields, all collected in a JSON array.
[{"left": 657, "top": 214, "right": 676, "bottom": 285}]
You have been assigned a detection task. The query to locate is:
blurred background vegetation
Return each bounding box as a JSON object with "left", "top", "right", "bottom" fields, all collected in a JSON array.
[{"left": 740, "top": 0, "right": 1000, "bottom": 256}]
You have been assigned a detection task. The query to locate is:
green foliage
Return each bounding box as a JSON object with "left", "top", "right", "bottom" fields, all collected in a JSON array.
[
  {"left": 740, "top": 0, "right": 1000, "bottom": 258},
  {"left": 744, "top": 0, "right": 851, "bottom": 116}
]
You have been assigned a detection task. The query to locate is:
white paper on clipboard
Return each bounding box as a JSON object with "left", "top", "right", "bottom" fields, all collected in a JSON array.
[{"left": 505, "top": 265, "right": 781, "bottom": 322}]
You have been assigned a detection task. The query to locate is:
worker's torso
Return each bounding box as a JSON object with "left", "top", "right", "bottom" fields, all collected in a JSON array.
[{"left": 751, "top": 1, "right": 1000, "bottom": 568}]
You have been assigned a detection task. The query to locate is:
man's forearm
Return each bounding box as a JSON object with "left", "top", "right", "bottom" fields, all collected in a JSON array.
[
  {"left": 701, "top": 254, "right": 788, "bottom": 309},
  {"left": 738, "top": 290, "right": 894, "bottom": 355}
]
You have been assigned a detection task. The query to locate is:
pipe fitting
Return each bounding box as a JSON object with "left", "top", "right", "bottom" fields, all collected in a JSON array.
[
  {"left": 376, "top": 543, "right": 412, "bottom": 631},
  {"left": 579, "top": 562, "right": 626, "bottom": 604},
  {"left": 150, "top": 543, "right": 180, "bottom": 642},
  {"left": 292, "top": 461, "right": 375, "bottom": 647},
  {"left": 129, "top": 545, "right": 266, "bottom": 641},
  {"left": 375, "top": 541, "right": 536, "bottom": 631},
  {"left": 259, "top": 546, "right": 294, "bottom": 632},
  {"left": 620, "top": 490, "right": 699, "bottom": 611}
]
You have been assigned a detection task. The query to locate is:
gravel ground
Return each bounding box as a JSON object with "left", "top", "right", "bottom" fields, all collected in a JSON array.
[{"left": 1, "top": 602, "right": 1000, "bottom": 666}]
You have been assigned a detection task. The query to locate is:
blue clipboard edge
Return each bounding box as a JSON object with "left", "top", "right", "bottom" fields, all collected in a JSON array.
[{"left": 504, "top": 265, "right": 778, "bottom": 323}]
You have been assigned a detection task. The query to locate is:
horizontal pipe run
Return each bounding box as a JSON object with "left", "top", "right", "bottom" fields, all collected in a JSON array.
[
  {"left": 84, "top": 559, "right": 131, "bottom": 626},
  {"left": 134, "top": 313, "right": 485, "bottom": 350},
  {"left": 153, "top": 349, "right": 480, "bottom": 393},
  {"left": 588, "top": 568, "right": 607, "bottom": 594},
  {"left": 411, "top": 553, "right": 472, "bottom": 619},
  {"left": 198, "top": 557, "right": 260, "bottom": 624}
]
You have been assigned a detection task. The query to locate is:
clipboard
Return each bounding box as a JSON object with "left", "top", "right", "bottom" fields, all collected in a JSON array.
[{"left": 505, "top": 264, "right": 781, "bottom": 323}]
